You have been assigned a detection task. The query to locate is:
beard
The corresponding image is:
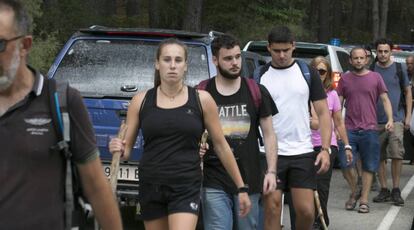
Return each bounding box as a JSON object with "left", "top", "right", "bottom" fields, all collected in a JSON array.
[
  {"left": 0, "top": 46, "right": 20, "bottom": 91},
  {"left": 218, "top": 64, "right": 240, "bottom": 80},
  {"left": 352, "top": 65, "right": 365, "bottom": 73}
]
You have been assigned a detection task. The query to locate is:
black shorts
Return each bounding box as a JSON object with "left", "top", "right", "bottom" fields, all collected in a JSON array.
[
  {"left": 276, "top": 151, "right": 317, "bottom": 191},
  {"left": 138, "top": 180, "right": 202, "bottom": 221}
]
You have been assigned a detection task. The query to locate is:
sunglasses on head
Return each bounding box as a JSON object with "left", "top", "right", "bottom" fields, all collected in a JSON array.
[
  {"left": 317, "top": 69, "right": 327, "bottom": 75},
  {"left": 0, "top": 35, "right": 24, "bottom": 52}
]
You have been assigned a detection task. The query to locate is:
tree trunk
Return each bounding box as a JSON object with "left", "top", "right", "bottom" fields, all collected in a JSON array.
[
  {"left": 372, "top": 0, "right": 380, "bottom": 41},
  {"left": 126, "top": 0, "right": 140, "bottom": 17},
  {"left": 308, "top": 0, "right": 319, "bottom": 41},
  {"left": 116, "top": 0, "right": 126, "bottom": 16},
  {"left": 379, "top": 0, "right": 389, "bottom": 38},
  {"left": 318, "top": 0, "right": 330, "bottom": 43},
  {"left": 331, "top": 0, "right": 345, "bottom": 37},
  {"left": 149, "top": 0, "right": 161, "bottom": 28},
  {"left": 182, "top": 0, "right": 203, "bottom": 32}
]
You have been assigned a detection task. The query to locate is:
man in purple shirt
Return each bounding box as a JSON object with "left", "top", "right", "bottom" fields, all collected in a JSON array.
[{"left": 336, "top": 47, "right": 394, "bottom": 214}]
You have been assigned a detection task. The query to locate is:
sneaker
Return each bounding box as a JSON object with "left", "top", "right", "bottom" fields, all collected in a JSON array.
[
  {"left": 391, "top": 188, "right": 404, "bottom": 206},
  {"left": 373, "top": 188, "right": 391, "bottom": 202}
]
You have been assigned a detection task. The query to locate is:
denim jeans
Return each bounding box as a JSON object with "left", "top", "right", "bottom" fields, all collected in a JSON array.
[{"left": 202, "top": 187, "right": 260, "bottom": 230}]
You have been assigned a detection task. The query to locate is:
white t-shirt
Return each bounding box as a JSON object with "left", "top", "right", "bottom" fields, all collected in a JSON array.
[{"left": 260, "top": 61, "right": 326, "bottom": 156}]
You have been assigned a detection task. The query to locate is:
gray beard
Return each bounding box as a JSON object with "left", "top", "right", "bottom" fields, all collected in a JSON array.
[{"left": 0, "top": 46, "right": 20, "bottom": 91}]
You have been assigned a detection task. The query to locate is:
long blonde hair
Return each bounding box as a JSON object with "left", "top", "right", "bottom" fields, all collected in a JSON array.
[
  {"left": 310, "top": 56, "right": 333, "bottom": 91},
  {"left": 153, "top": 38, "right": 188, "bottom": 87}
]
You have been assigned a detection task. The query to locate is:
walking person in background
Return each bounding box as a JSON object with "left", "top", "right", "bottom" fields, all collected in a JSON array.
[
  {"left": 198, "top": 34, "right": 278, "bottom": 230},
  {"left": 109, "top": 38, "right": 251, "bottom": 230},
  {"left": 405, "top": 54, "right": 414, "bottom": 165},
  {"left": 308, "top": 56, "right": 353, "bottom": 228},
  {"left": 336, "top": 47, "right": 394, "bottom": 214},
  {"left": 0, "top": 0, "right": 122, "bottom": 229},
  {"left": 255, "top": 25, "right": 332, "bottom": 230},
  {"left": 371, "top": 39, "right": 412, "bottom": 207}
]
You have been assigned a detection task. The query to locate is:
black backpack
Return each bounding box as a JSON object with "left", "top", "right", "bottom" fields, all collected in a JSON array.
[{"left": 47, "top": 78, "right": 92, "bottom": 230}]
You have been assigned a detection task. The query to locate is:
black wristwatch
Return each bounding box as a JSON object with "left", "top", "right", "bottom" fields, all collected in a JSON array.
[{"left": 237, "top": 184, "right": 249, "bottom": 193}]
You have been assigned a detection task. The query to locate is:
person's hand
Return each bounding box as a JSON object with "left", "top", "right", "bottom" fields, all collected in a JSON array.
[
  {"left": 238, "top": 192, "right": 251, "bottom": 217},
  {"left": 315, "top": 150, "right": 330, "bottom": 174},
  {"left": 345, "top": 149, "right": 353, "bottom": 165},
  {"left": 108, "top": 138, "right": 126, "bottom": 158},
  {"left": 262, "top": 172, "right": 277, "bottom": 195},
  {"left": 199, "top": 142, "right": 209, "bottom": 158},
  {"left": 404, "top": 116, "right": 411, "bottom": 130},
  {"left": 385, "top": 120, "right": 394, "bottom": 132}
]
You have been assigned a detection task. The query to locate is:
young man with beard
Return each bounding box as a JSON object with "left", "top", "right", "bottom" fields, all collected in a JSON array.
[
  {"left": 198, "top": 34, "right": 278, "bottom": 230},
  {"left": 0, "top": 0, "right": 122, "bottom": 229},
  {"left": 371, "top": 39, "right": 412, "bottom": 207},
  {"left": 336, "top": 47, "right": 394, "bottom": 214},
  {"left": 255, "top": 26, "right": 331, "bottom": 230}
]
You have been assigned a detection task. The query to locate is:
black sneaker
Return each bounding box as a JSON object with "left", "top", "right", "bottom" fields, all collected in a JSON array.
[
  {"left": 391, "top": 188, "right": 404, "bottom": 206},
  {"left": 373, "top": 188, "right": 391, "bottom": 202}
]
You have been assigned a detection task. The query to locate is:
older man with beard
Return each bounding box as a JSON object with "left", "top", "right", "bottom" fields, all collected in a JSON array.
[
  {"left": 0, "top": 0, "right": 122, "bottom": 229},
  {"left": 198, "top": 34, "right": 278, "bottom": 230}
]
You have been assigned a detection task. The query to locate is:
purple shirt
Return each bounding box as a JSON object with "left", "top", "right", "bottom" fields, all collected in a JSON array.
[
  {"left": 336, "top": 71, "right": 388, "bottom": 130},
  {"left": 311, "top": 90, "right": 341, "bottom": 147}
]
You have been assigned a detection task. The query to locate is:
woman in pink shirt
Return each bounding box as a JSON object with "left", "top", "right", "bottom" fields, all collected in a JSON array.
[{"left": 309, "top": 56, "right": 353, "bottom": 228}]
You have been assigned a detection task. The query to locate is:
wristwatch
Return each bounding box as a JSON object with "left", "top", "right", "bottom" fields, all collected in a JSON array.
[
  {"left": 320, "top": 147, "right": 332, "bottom": 154},
  {"left": 237, "top": 184, "right": 249, "bottom": 193},
  {"left": 344, "top": 144, "right": 353, "bottom": 151}
]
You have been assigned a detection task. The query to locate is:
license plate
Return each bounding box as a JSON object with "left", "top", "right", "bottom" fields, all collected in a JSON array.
[{"left": 103, "top": 164, "right": 139, "bottom": 181}]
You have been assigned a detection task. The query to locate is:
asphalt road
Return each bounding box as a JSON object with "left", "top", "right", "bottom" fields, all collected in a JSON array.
[
  {"left": 89, "top": 160, "right": 414, "bottom": 230},
  {"left": 281, "top": 160, "right": 414, "bottom": 230}
]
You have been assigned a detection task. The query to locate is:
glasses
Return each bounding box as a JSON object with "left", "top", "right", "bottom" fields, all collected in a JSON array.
[
  {"left": 317, "top": 69, "right": 328, "bottom": 75},
  {"left": 0, "top": 35, "right": 24, "bottom": 52}
]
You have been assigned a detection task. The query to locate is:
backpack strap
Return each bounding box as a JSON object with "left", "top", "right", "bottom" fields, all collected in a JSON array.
[
  {"left": 196, "top": 79, "right": 210, "bottom": 90},
  {"left": 243, "top": 77, "right": 262, "bottom": 111},
  {"left": 48, "top": 78, "right": 74, "bottom": 230},
  {"left": 253, "top": 62, "right": 271, "bottom": 83},
  {"left": 297, "top": 59, "right": 311, "bottom": 88},
  {"left": 395, "top": 62, "right": 407, "bottom": 111}
]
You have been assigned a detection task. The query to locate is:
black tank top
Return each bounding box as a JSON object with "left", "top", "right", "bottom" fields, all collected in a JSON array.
[{"left": 139, "top": 86, "right": 203, "bottom": 184}]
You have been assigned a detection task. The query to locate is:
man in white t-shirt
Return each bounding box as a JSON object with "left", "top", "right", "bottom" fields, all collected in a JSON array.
[{"left": 255, "top": 26, "right": 331, "bottom": 230}]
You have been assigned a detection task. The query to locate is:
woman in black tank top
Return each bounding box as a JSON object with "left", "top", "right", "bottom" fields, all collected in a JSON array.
[{"left": 109, "top": 38, "right": 251, "bottom": 229}]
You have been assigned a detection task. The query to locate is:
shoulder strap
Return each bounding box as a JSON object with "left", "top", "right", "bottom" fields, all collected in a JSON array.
[
  {"left": 396, "top": 62, "right": 404, "bottom": 89},
  {"left": 48, "top": 78, "right": 74, "bottom": 230},
  {"left": 297, "top": 59, "right": 311, "bottom": 88},
  {"left": 196, "top": 79, "right": 210, "bottom": 90},
  {"left": 253, "top": 62, "right": 271, "bottom": 83},
  {"left": 243, "top": 77, "right": 262, "bottom": 111}
]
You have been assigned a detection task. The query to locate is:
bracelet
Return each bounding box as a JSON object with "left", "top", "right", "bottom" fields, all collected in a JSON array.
[
  {"left": 266, "top": 170, "right": 277, "bottom": 175},
  {"left": 344, "top": 144, "right": 352, "bottom": 151}
]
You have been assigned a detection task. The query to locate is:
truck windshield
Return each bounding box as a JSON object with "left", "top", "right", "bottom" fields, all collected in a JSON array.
[{"left": 54, "top": 39, "right": 210, "bottom": 98}]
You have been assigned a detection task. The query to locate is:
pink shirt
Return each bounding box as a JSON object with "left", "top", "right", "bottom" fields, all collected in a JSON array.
[
  {"left": 311, "top": 90, "right": 341, "bottom": 147},
  {"left": 336, "top": 71, "right": 388, "bottom": 130}
]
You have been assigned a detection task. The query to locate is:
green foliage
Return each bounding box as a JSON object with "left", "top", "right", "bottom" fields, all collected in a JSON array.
[{"left": 28, "top": 32, "right": 60, "bottom": 73}]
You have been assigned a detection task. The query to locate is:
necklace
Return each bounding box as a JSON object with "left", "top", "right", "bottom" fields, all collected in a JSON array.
[{"left": 159, "top": 85, "right": 184, "bottom": 101}]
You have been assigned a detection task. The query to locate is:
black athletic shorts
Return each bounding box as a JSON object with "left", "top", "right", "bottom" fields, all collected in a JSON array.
[
  {"left": 276, "top": 151, "right": 317, "bottom": 191},
  {"left": 138, "top": 180, "right": 202, "bottom": 221}
]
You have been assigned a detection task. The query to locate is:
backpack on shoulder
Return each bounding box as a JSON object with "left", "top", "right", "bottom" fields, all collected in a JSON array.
[
  {"left": 370, "top": 62, "right": 406, "bottom": 112},
  {"left": 48, "top": 78, "right": 92, "bottom": 230}
]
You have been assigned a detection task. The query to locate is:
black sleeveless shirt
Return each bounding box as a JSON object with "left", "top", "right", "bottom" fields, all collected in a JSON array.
[{"left": 139, "top": 86, "right": 204, "bottom": 184}]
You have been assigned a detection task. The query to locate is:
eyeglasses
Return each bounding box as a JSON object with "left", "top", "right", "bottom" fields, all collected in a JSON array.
[
  {"left": 0, "top": 35, "right": 24, "bottom": 53},
  {"left": 317, "top": 69, "right": 328, "bottom": 75}
]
